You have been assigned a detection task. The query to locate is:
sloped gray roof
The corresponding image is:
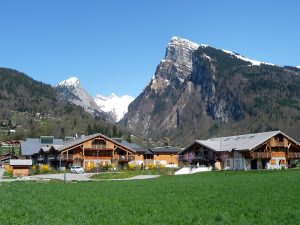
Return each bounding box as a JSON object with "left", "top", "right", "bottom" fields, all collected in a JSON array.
[
  {"left": 20, "top": 138, "right": 64, "bottom": 156},
  {"left": 112, "top": 138, "right": 145, "bottom": 152},
  {"left": 58, "top": 134, "right": 136, "bottom": 153},
  {"left": 150, "top": 147, "right": 182, "bottom": 153},
  {"left": 192, "top": 130, "right": 300, "bottom": 152},
  {"left": 10, "top": 159, "right": 32, "bottom": 166}
]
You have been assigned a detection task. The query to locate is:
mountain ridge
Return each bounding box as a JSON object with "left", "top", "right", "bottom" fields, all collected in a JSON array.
[
  {"left": 120, "top": 36, "right": 300, "bottom": 145},
  {"left": 0, "top": 68, "right": 126, "bottom": 140},
  {"left": 56, "top": 77, "right": 134, "bottom": 122}
]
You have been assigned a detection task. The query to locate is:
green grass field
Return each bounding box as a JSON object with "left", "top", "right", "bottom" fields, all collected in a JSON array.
[
  {"left": 1, "top": 170, "right": 300, "bottom": 225},
  {"left": 0, "top": 146, "right": 20, "bottom": 155}
]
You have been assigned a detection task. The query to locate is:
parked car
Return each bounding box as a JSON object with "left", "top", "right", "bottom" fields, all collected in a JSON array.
[{"left": 70, "top": 166, "right": 84, "bottom": 173}]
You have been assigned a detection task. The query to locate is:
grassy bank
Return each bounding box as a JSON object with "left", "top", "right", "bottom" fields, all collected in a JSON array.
[{"left": 0, "top": 170, "right": 300, "bottom": 225}]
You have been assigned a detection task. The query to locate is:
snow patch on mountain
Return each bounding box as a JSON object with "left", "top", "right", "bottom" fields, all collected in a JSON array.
[
  {"left": 222, "top": 49, "right": 276, "bottom": 66},
  {"left": 57, "top": 77, "right": 80, "bottom": 86},
  {"left": 297, "top": 66, "right": 300, "bottom": 69},
  {"left": 95, "top": 93, "right": 134, "bottom": 122},
  {"left": 56, "top": 77, "right": 102, "bottom": 116}
]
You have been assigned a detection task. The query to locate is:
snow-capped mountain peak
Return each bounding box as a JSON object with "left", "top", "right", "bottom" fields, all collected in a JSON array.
[
  {"left": 56, "top": 77, "right": 113, "bottom": 120},
  {"left": 95, "top": 93, "right": 134, "bottom": 122},
  {"left": 58, "top": 77, "right": 80, "bottom": 87}
]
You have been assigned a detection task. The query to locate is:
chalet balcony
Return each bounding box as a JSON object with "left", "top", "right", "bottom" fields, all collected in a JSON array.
[
  {"left": 92, "top": 144, "right": 108, "bottom": 150},
  {"left": 113, "top": 155, "right": 135, "bottom": 162},
  {"left": 251, "top": 152, "right": 271, "bottom": 159},
  {"left": 288, "top": 152, "right": 300, "bottom": 159},
  {"left": 276, "top": 141, "right": 285, "bottom": 147},
  {"left": 58, "top": 154, "right": 83, "bottom": 161},
  {"left": 84, "top": 145, "right": 113, "bottom": 151},
  {"left": 178, "top": 155, "right": 214, "bottom": 162},
  {"left": 47, "top": 155, "right": 57, "bottom": 160},
  {"left": 37, "top": 156, "right": 45, "bottom": 161}
]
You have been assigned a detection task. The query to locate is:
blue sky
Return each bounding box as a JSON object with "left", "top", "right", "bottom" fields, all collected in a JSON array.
[{"left": 0, "top": 0, "right": 299, "bottom": 97}]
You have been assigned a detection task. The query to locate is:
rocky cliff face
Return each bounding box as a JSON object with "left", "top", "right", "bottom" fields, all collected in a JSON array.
[
  {"left": 121, "top": 37, "right": 300, "bottom": 145},
  {"left": 55, "top": 77, "right": 112, "bottom": 120}
]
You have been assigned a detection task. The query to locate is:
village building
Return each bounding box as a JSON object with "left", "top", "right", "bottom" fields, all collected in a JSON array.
[
  {"left": 20, "top": 136, "right": 64, "bottom": 169},
  {"left": 180, "top": 130, "right": 300, "bottom": 170},
  {"left": 115, "top": 138, "right": 181, "bottom": 168},
  {"left": 9, "top": 159, "right": 32, "bottom": 177},
  {"left": 20, "top": 134, "right": 136, "bottom": 170}
]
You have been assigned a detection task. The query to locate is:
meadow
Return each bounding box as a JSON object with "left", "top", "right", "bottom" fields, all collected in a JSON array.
[{"left": 1, "top": 170, "right": 300, "bottom": 225}]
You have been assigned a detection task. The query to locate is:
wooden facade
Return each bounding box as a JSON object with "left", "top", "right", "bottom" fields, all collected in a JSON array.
[
  {"left": 180, "top": 131, "right": 300, "bottom": 170},
  {"left": 131, "top": 147, "right": 181, "bottom": 168},
  {"left": 32, "top": 134, "right": 136, "bottom": 170},
  {"left": 12, "top": 166, "right": 30, "bottom": 177}
]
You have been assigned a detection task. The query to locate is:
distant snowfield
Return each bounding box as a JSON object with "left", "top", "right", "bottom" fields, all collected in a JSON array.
[{"left": 95, "top": 93, "right": 134, "bottom": 122}]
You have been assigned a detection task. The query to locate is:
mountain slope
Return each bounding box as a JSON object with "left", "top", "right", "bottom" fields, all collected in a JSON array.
[
  {"left": 55, "top": 77, "right": 112, "bottom": 121},
  {"left": 120, "top": 37, "right": 300, "bottom": 145},
  {"left": 0, "top": 68, "right": 125, "bottom": 140},
  {"left": 95, "top": 93, "right": 134, "bottom": 122}
]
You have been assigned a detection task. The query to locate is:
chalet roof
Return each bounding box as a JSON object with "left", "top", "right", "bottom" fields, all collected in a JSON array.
[
  {"left": 190, "top": 130, "right": 300, "bottom": 152},
  {"left": 112, "top": 138, "right": 145, "bottom": 152},
  {"left": 58, "top": 134, "right": 136, "bottom": 153},
  {"left": 10, "top": 159, "right": 32, "bottom": 166},
  {"left": 20, "top": 138, "right": 64, "bottom": 156},
  {"left": 41, "top": 147, "right": 50, "bottom": 152},
  {"left": 150, "top": 147, "right": 182, "bottom": 154},
  {"left": 52, "top": 145, "right": 64, "bottom": 150},
  {"left": 144, "top": 149, "right": 154, "bottom": 155}
]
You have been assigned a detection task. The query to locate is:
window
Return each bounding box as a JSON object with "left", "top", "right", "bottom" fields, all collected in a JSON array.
[
  {"left": 271, "top": 159, "right": 276, "bottom": 165},
  {"left": 226, "top": 159, "right": 231, "bottom": 167},
  {"left": 40, "top": 136, "right": 54, "bottom": 145}
]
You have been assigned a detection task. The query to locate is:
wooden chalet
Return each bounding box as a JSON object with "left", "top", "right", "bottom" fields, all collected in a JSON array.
[
  {"left": 56, "top": 134, "right": 136, "bottom": 169},
  {"left": 20, "top": 134, "right": 136, "bottom": 170},
  {"left": 180, "top": 131, "right": 300, "bottom": 170},
  {"left": 111, "top": 139, "right": 181, "bottom": 168}
]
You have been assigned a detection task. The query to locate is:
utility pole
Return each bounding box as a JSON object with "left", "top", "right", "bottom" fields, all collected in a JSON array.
[{"left": 97, "top": 150, "right": 99, "bottom": 173}]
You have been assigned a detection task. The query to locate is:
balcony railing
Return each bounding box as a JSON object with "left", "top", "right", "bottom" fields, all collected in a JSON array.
[
  {"left": 288, "top": 152, "right": 300, "bottom": 159},
  {"left": 91, "top": 145, "right": 108, "bottom": 150},
  {"left": 59, "top": 154, "right": 79, "bottom": 161},
  {"left": 251, "top": 152, "right": 271, "bottom": 159},
  {"left": 113, "top": 155, "right": 135, "bottom": 162},
  {"left": 276, "top": 141, "right": 285, "bottom": 147}
]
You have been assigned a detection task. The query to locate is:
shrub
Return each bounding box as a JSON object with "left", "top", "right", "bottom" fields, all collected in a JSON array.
[
  {"left": 5, "top": 165, "right": 13, "bottom": 176},
  {"left": 102, "top": 164, "right": 109, "bottom": 171},
  {"left": 135, "top": 164, "right": 142, "bottom": 170},
  {"left": 159, "top": 164, "right": 165, "bottom": 169},
  {"left": 128, "top": 163, "right": 135, "bottom": 170},
  {"left": 31, "top": 164, "right": 40, "bottom": 175},
  {"left": 148, "top": 163, "right": 155, "bottom": 170},
  {"left": 40, "top": 164, "right": 51, "bottom": 173},
  {"left": 109, "top": 163, "right": 116, "bottom": 171}
]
